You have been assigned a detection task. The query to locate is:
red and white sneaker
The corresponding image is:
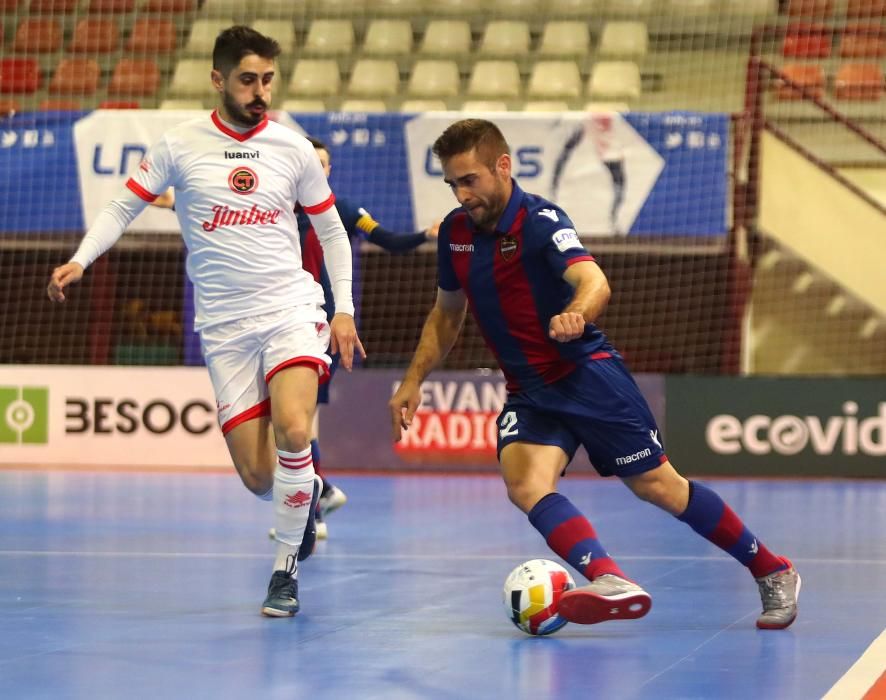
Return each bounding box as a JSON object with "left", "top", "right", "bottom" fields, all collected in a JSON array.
[{"left": 558, "top": 574, "right": 652, "bottom": 625}]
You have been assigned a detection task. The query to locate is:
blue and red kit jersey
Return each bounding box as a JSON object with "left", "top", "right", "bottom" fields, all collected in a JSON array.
[{"left": 438, "top": 180, "right": 615, "bottom": 394}]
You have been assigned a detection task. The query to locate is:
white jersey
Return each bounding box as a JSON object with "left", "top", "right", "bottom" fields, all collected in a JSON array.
[{"left": 126, "top": 111, "right": 336, "bottom": 330}]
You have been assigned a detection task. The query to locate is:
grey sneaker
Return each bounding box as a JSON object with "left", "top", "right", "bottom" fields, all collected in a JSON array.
[
  {"left": 558, "top": 574, "right": 652, "bottom": 625},
  {"left": 319, "top": 483, "right": 347, "bottom": 519},
  {"left": 756, "top": 559, "right": 801, "bottom": 630},
  {"left": 261, "top": 555, "right": 299, "bottom": 618}
]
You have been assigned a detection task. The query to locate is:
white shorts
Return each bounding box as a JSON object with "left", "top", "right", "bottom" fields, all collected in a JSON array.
[{"left": 200, "top": 305, "right": 331, "bottom": 435}]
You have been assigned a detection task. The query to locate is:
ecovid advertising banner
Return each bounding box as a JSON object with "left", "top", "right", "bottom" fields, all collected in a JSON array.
[
  {"left": 665, "top": 377, "right": 886, "bottom": 477},
  {"left": 0, "top": 365, "right": 228, "bottom": 467},
  {"left": 0, "top": 110, "right": 727, "bottom": 236}
]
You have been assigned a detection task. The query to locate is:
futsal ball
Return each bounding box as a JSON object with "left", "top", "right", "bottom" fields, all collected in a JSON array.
[{"left": 503, "top": 559, "right": 575, "bottom": 636}]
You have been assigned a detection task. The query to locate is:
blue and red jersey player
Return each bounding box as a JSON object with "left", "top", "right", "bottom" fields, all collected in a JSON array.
[{"left": 390, "top": 119, "right": 800, "bottom": 630}]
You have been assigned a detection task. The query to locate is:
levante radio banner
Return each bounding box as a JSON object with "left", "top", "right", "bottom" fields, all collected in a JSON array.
[{"left": 0, "top": 110, "right": 727, "bottom": 236}]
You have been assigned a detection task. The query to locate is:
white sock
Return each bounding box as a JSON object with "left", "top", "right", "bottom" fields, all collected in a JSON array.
[{"left": 272, "top": 446, "right": 315, "bottom": 572}]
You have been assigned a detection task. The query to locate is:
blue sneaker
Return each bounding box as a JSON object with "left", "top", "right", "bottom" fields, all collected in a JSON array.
[
  {"left": 297, "top": 475, "right": 323, "bottom": 562},
  {"left": 261, "top": 554, "right": 299, "bottom": 617}
]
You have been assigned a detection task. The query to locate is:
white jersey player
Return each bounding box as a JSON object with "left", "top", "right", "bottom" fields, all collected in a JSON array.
[{"left": 47, "top": 26, "right": 364, "bottom": 618}]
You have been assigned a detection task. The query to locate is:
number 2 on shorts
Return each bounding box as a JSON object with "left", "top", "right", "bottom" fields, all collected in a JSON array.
[{"left": 499, "top": 410, "right": 518, "bottom": 438}]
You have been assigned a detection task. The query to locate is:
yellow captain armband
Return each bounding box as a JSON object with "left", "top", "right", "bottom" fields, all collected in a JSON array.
[{"left": 356, "top": 209, "right": 379, "bottom": 234}]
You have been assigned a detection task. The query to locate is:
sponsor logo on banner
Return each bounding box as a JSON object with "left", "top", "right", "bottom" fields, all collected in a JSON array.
[
  {"left": 0, "top": 386, "right": 49, "bottom": 444},
  {"left": 393, "top": 379, "right": 507, "bottom": 463}
]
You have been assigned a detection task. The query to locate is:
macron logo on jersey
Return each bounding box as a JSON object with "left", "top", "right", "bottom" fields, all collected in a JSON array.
[
  {"left": 539, "top": 208, "right": 559, "bottom": 222},
  {"left": 202, "top": 204, "right": 282, "bottom": 232},
  {"left": 450, "top": 243, "right": 474, "bottom": 252},
  {"left": 552, "top": 228, "right": 582, "bottom": 252}
]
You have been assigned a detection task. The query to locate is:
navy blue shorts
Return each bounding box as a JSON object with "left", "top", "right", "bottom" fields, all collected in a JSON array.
[
  {"left": 496, "top": 357, "right": 666, "bottom": 478},
  {"left": 317, "top": 353, "right": 340, "bottom": 404}
]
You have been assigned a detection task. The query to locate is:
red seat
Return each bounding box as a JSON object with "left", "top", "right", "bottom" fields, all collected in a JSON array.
[
  {"left": 774, "top": 63, "right": 826, "bottom": 100},
  {"left": 142, "top": 0, "right": 197, "bottom": 11},
  {"left": 49, "top": 58, "right": 100, "bottom": 95},
  {"left": 69, "top": 19, "right": 120, "bottom": 53},
  {"left": 108, "top": 58, "right": 160, "bottom": 96},
  {"left": 0, "top": 0, "right": 20, "bottom": 10},
  {"left": 29, "top": 0, "right": 79, "bottom": 12},
  {"left": 40, "top": 98, "right": 81, "bottom": 110},
  {"left": 98, "top": 100, "right": 140, "bottom": 108},
  {"left": 0, "top": 58, "right": 41, "bottom": 93},
  {"left": 126, "top": 18, "right": 177, "bottom": 54},
  {"left": 12, "top": 19, "right": 63, "bottom": 54},
  {"left": 785, "top": 0, "right": 834, "bottom": 17},
  {"left": 840, "top": 24, "right": 886, "bottom": 57},
  {"left": 846, "top": 0, "right": 886, "bottom": 18},
  {"left": 0, "top": 99, "right": 21, "bottom": 115},
  {"left": 834, "top": 62, "right": 884, "bottom": 99},
  {"left": 782, "top": 23, "right": 832, "bottom": 58},
  {"left": 88, "top": 0, "right": 136, "bottom": 11}
]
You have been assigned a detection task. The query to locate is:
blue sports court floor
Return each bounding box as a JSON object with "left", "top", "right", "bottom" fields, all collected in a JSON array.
[{"left": 1, "top": 469, "right": 884, "bottom": 699}]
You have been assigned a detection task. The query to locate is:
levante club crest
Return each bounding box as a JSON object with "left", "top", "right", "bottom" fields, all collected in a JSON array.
[{"left": 499, "top": 235, "right": 518, "bottom": 261}]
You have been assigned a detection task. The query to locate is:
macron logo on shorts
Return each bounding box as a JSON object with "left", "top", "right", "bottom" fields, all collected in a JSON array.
[{"left": 615, "top": 447, "right": 652, "bottom": 466}]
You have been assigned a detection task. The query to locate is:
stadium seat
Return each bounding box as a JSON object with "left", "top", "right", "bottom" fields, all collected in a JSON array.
[
  {"left": 28, "top": 0, "right": 78, "bottom": 12},
  {"left": 109, "top": 58, "right": 160, "bottom": 97},
  {"left": 548, "top": 0, "right": 600, "bottom": 16},
  {"left": 588, "top": 61, "right": 642, "bottom": 100},
  {"left": 782, "top": 24, "right": 832, "bottom": 58},
  {"left": 49, "top": 58, "right": 100, "bottom": 95},
  {"left": 846, "top": 0, "right": 886, "bottom": 19},
  {"left": 127, "top": 19, "right": 178, "bottom": 54},
  {"left": 99, "top": 100, "right": 140, "bottom": 108},
  {"left": 400, "top": 98, "right": 447, "bottom": 111},
  {"left": 428, "top": 0, "right": 482, "bottom": 16},
  {"left": 363, "top": 20, "right": 413, "bottom": 56},
  {"left": 537, "top": 21, "right": 591, "bottom": 58},
  {"left": 0, "top": 58, "right": 41, "bottom": 93},
  {"left": 786, "top": 0, "right": 834, "bottom": 18},
  {"left": 834, "top": 62, "right": 884, "bottom": 99},
  {"left": 0, "top": 0, "right": 19, "bottom": 10},
  {"left": 348, "top": 59, "right": 400, "bottom": 97},
  {"left": 420, "top": 20, "right": 472, "bottom": 55},
  {"left": 12, "top": 19, "right": 62, "bottom": 54},
  {"left": 340, "top": 99, "right": 388, "bottom": 112},
  {"left": 306, "top": 0, "right": 365, "bottom": 15},
  {"left": 368, "top": 0, "right": 424, "bottom": 14},
  {"left": 68, "top": 19, "right": 120, "bottom": 54},
  {"left": 479, "top": 21, "right": 530, "bottom": 57},
  {"left": 200, "top": 0, "right": 249, "bottom": 18},
  {"left": 185, "top": 19, "right": 234, "bottom": 55},
  {"left": 251, "top": 20, "right": 295, "bottom": 52},
  {"left": 279, "top": 98, "right": 326, "bottom": 112},
  {"left": 288, "top": 59, "right": 341, "bottom": 97},
  {"left": 523, "top": 100, "right": 571, "bottom": 111},
  {"left": 408, "top": 60, "right": 460, "bottom": 97},
  {"left": 840, "top": 24, "right": 886, "bottom": 57},
  {"left": 460, "top": 100, "right": 509, "bottom": 112},
  {"left": 159, "top": 99, "right": 204, "bottom": 109},
  {"left": 39, "top": 98, "right": 80, "bottom": 110},
  {"left": 88, "top": 0, "right": 136, "bottom": 11},
  {"left": 490, "top": 0, "right": 540, "bottom": 14},
  {"left": 774, "top": 63, "right": 825, "bottom": 99},
  {"left": 467, "top": 61, "right": 521, "bottom": 98},
  {"left": 141, "top": 0, "right": 197, "bottom": 11},
  {"left": 167, "top": 59, "right": 214, "bottom": 97},
  {"left": 603, "top": 0, "right": 655, "bottom": 16},
  {"left": 721, "top": 0, "right": 777, "bottom": 14},
  {"left": 304, "top": 20, "right": 355, "bottom": 56},
  {"left": 666, "top": 0, "right": 716, "bottom": 15},
  {"left": 599, "top": 22, "right": 648, "bottom": 58},
  {"left": 528, "top": 61, "right": 582, "bottom": 99}
]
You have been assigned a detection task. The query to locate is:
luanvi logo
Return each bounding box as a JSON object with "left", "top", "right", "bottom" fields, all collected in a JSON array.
[
  {"left": 225, "top": 150, "right": 259, "bottom": 160},
  {"left": 706, "top": 401, "right": 886, "bottom": 456},
  {"left": 0, "top": 386, "right": 49, "bottom": 444}
]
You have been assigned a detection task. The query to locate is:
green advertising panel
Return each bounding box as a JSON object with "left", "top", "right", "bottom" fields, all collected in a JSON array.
[
  {"left": 0, "top": 386, "right": 49, "bottom": 444},
  {"left": 665, "top": 377, "right": 886, "bottom": 477}
]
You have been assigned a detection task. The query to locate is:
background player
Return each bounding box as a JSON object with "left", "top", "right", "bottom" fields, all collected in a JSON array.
[
  {"left": 47, "top": 26, "right": 364, "bottom": 618},
  {"left": 389, "top": 118, "right": 799, "bottom": 630}
]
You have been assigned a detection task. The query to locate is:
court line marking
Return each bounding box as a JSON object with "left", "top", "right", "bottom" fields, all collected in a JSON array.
[
  {"left": 0, "top": 551, "right": 883, "bottom": 564},
  {"left": 823, "top": 630, "right": 886, "bottom": 700}
]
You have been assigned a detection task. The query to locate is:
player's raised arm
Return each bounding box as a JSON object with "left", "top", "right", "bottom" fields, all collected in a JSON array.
[
  {"left": 548, "top": 260, "right": 611, "bottom": 343},
  {"left": 389, "top": 287, "right": 467, "bottom": 441}
]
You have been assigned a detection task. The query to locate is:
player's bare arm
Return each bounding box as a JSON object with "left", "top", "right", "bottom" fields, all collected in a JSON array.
[
  {"left": 47, "top": 262, "right": 84, "bottom": 302},
  {"left": 329, "top": 312, "right": 366, "bottom": 371},
  {"left": 389, "top": 287, "right": 467, "bottom": 441},
  {"left": 549, "top": 260, "right": 611, "bottom": 343}
]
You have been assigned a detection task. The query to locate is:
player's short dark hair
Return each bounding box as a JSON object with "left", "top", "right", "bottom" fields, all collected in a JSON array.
[
  {"left": 307, "top": 136, "right": 329, "bottom": 153},
  {"left": 212, "top": 26, "right": 281, "bottom": 76},
  {"left": 432, "top": 119, "right": 511, "bottom": 171}
]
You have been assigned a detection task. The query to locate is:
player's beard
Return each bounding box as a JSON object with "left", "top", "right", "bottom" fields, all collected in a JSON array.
[
  {"left": 468, "top": 187, "right": 507, "bottom": 232},
  {"left": 222, "top": 90, "right": 267, "bottom": 127}
]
